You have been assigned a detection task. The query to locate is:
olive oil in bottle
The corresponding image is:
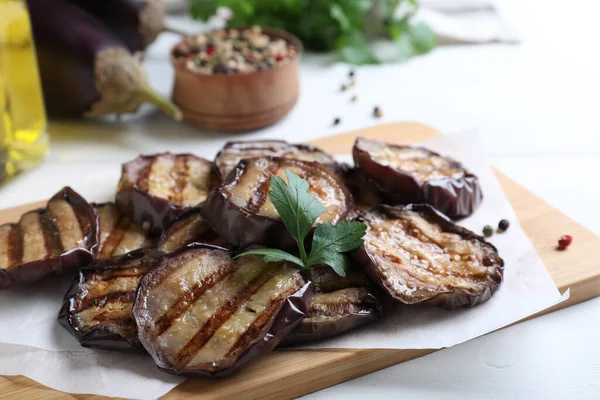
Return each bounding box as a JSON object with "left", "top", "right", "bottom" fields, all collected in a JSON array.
[{"left": 0, "top": 0, "right": 48, "bottom": 183}]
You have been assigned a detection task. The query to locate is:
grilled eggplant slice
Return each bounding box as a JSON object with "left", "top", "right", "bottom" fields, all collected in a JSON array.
[
  {"left": 58, "top": 249, "right": 164, "bottom": 350},
  {"left": 202, "top": 157, "right": 351, "bottom": 248},
  {"left": 353, "top": 137, "right": 482, "bottom": 218},
  {"left": 215, "top": 140, "right": 338, "bottom": 179},
  {"left": 156, "top": 210, "right": 227, "bottom": 253},
  {"left": 0, "top": 187, "right": 98, "bottom": 289},
  {"left": 281, "top": 266, "right": 382, "bottom": 346},
  {"left": 353, "top": 204, "right": 504, "bottom": 309},
  {"left": 116, "top": 153, "right": 220, "bottom": 234},
  {"left": 132, "top": 245, "right": 312, "bottom": 377},
  {"left": 95, "top": 203, "right": 153, "bottom": 259}
]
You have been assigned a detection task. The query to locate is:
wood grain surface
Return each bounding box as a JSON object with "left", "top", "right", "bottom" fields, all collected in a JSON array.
[{"left": 1, "top": 122, "right": 598, "bottom": 400}]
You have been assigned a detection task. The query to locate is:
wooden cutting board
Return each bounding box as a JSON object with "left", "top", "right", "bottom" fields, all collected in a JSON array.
[{"left": 1, "top": 122, "right": 599, "bottom": 400}]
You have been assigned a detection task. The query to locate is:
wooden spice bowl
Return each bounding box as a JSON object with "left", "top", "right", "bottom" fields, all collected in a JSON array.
[{"left": 170, "top": 28, "right": 302, "bottom": 132}]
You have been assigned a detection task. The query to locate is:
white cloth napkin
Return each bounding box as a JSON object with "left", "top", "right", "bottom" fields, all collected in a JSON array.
[{"left": 417, "top": 0, "right": 520, "bottom": 44}]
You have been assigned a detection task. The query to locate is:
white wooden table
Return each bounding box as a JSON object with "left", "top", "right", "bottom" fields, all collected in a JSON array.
[{"left": 1, "top": 0, "right": 599, "bottom": 398}]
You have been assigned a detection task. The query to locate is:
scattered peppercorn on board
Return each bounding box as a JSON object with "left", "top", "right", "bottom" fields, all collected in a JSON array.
[{"left": 1, "top": 122, "right": 599, "bottom": 400}]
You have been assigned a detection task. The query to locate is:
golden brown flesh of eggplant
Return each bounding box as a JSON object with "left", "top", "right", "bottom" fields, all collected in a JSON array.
[
  {"left": 58, "top": 249, "right": 164, "bottom": 350},
  {"left": 132, "top": 245, "right": 312, "bottom": 377},
  {"left": 156, "top": 210, "right": 227, "bottom": 253},
  {"left": 353, "top": 137, "right": 482, "bottom": 218},
  {"left": 95, "top": 203, "right": 153, "bottom": 259},
  {"left": 354, "top": 204, "right": 504, "bottom": 309},
  {"left": 202, "top": 157, "right": 351, "bottom": 248},
  {"left": 281, "top": 266, "right": 381, "bottom": 346},
  {"left": 0, "top": 187, "right": 98, "bottom": 289},
  {"left": 215, "top": 140, "right": 338, "bottom": 179},
  {"left": 116, "top": 153, "right": 220, "bottom": 234}
]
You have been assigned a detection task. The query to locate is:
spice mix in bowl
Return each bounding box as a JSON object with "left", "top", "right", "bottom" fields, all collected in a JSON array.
[{"left": 171, "top": 26, "right": 302, "bottom": 132}]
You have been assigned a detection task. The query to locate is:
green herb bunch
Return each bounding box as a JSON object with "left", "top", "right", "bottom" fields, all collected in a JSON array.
[
  {"left": 237, "top": 170, "right": 367, "bottom": 277},
  {"left": 190, "top": 0, "right": 437, "bottom": 64}
]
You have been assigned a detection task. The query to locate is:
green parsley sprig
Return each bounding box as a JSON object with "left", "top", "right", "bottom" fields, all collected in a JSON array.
[
  {"left": 190, "top": 0, "right": 437, "bottom": 65},
  {"left": 236, "top": 169, "right": 367, "bottom": 277}
]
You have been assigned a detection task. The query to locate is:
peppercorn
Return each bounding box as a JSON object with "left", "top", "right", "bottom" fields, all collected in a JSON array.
[
  {"left": 373, "top": 106, "right": 383, "bottom": 118},
  {"left": 498, "top": 219, "right": 510, "bottom": 232},
  {"left": 557, "top": 235, "right": 572, "bottom": 250},
  {"left": 349, "top": 69, "right": 355, "bottom": 78},
  {"left": 333, "top": 117, "right": 341, "bottom": 126},
  {"left": 351, "top": 95, "right": 358, "bottom": 102},
  {"left": 213, "top": 64, "right": 229, "bottom": 74},
  {"left": 483, "top": 225, "right": 493, "bottom": 238}
]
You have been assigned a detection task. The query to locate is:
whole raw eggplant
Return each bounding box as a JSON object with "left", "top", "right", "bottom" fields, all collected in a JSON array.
[
  {"left": 26, "top": 0, "right": 181, "bottom": 119},
  {"left": 65, "top": 0, "right": 166, "bottom": 52}
]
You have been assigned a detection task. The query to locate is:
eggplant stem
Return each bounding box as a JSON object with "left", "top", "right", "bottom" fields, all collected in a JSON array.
[
  {"left": 137, "top": 86, "right": 183, "bottom": 121},
  {"left": 162, "top": 25, "right": 189, "bottom": 37}
]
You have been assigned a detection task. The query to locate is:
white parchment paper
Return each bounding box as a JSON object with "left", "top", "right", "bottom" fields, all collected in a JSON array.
[{"left": 0, "top": 131, "right": 566, "bottom": 397}]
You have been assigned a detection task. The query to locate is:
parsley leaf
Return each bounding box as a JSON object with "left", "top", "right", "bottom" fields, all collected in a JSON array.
[
  {"left": 234, "top": 248, "right": 304, "bottom": 268},
  {"left": 237, "top": 169, "right": 367, "bottom": 277},
  {"left": 269, "top": 170, "right": 326, "bottom": 264}
]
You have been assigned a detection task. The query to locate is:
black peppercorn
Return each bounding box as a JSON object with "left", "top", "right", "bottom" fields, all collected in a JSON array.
[
  {"left": 498, "top": 219, "right": 510, "bottom": 232},
  {"left": 349, "top": 69, "right": 355, "bottom": 78},
  {"left": 333, "top": 117, "right": 341, "bottom": 126},
  {"left": 483, "top": 225, "right": 493, "bottom": 238},
  {"left": 213, "top": 64, "right": 229, "bottom": 74},
  {"left": 373, "top": 106, "right": 382, "bottom": 118}
]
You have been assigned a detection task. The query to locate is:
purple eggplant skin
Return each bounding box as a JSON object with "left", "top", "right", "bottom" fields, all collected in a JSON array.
[
  {"left": 132, "top": 243, "right": 313, "bottom": 377},
  {"left": 352, "top": 137, "right": 482, "bottom": 218},
  {"left": 280, "top": 290, "right": 381, "bottom": 347},
  {"left": 65, "top": 0, "right": 165, "bottom": 52},
  {"left": 57, "top": 249, "right": 165, "bottom": 350},
  {"left": 215, "top": 140, "right": 340, "bottom": 180},
  {"left": 202, "top": 157, "right": 351, "bottom": 249},
  {"left": 116, "top": 153, "right": 220, "bottom": 236},
  {"left": 27, "top": 0, "right": 180, "bottom": 119},
  {"left": 352, "top": 204, "right": 504, "bottom": 309},
  {"left": 280, "top": 266, "right": 382, "bottom": 346},
  {"left": 0, "top": 187, "right": 99, "bottom": 290}
]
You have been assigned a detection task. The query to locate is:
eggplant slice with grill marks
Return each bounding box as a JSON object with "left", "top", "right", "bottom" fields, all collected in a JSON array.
[
  {"left": 353, "top": 137, "right": 482, "bottom": 218},
  {"left": 202, "top": 157, "right": 351, "bottom": 249},
  {"left": 340, "top": 165, "right": 383, "bottom": 221},
  {"left": 58, "top": 249, "right": 164, "bottom": 350},
  {"left": 281, "top": 266, "right": 382, "bottom": 346},
  {"left": 156, "top": 210, "right": 227, "bottom": 253},
  {"left": 95, "top": 202, "right": 153, "bottom": 260},
  {"left": 215, "top": 140, "right": 339, "bottom": 179},
  {"left": 132, "top": 244, "right": 312, "bottom": 377},
  {"left": 0, "top": 187, "right": 98, "bottom": 289},
  {"left": 354, "top": 204, "right": 504, "bottom": 309},
  {"left": 116, "top": 153, "right": 220, "bottom": 235}
]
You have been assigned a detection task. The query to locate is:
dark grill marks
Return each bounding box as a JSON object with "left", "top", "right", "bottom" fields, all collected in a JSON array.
[
  {"left": 7, "top": 224, "right": 23, "bottom": 271},
  {"left": 244, "top": 161, "right": 279, "bottom": 214},
  {"left": 175, "top": 268, "right": 277, "bottom": 369},
  {"left": 171, "top": 155, "right": 189, "bottom": 206},
  {"left": 76, "top": 290, "right": 137, "bottom": 312},
  {"left": 225, "top": 292, "right": 286, "bottom": 360},
  {"left": 152, "top": 262, "right": 234, "bottom": 336},
  {"left": 71, "top": 203, "right": 90, "bottom": 245},
  {"left": 39, "top": 214, "right": 63, "bottom": 259},
  {"left": 99, "top": 215, "right": 128, "bottom": 258},
  {"left": 137, "top": 158, "right": 155, "bottom": 193}
]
